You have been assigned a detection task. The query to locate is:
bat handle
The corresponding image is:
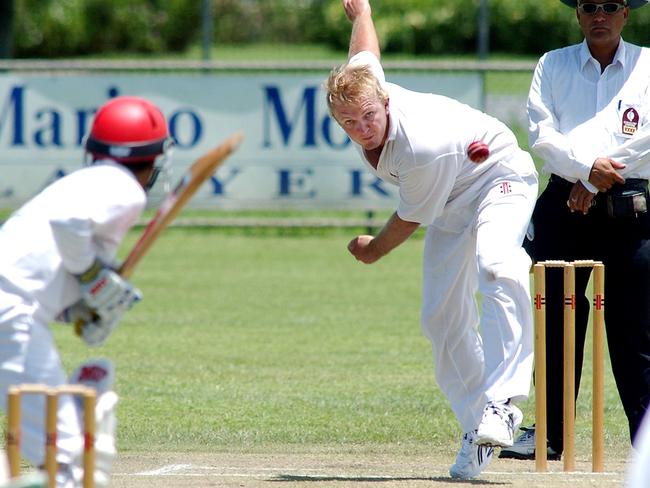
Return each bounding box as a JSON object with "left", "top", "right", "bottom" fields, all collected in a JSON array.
[
  {"left": 74, "top": 319, "right": 84, "bottom": 337},
  {"left": 74, "top": 313, "right": 96, "bottom": 337}
]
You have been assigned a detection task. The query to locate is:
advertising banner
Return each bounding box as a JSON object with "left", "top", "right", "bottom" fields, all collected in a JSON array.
[{"left": 0, "top": 72, "right": 481, "bottom": 209}]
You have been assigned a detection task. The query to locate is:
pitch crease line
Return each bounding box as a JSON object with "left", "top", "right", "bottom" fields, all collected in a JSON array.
[
  {"left": 134, "top": 463, "right": 193, "bottom": 476},
  {"left": 485, "top": 470, "right": 620, "bottom": 477}
]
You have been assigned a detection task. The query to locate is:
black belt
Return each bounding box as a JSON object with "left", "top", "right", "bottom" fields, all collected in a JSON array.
[
  {"left": 549, "top": 174, "right": 649, "bottom": 219},
  {"left": 549, "top": 174, "right": 648, "bottom": 193}
]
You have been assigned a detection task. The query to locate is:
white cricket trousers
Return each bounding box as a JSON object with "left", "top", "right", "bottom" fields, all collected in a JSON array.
[
  {"left": 0, "top": 312, "right": 83, "bottom": 466},
  {"left": 421, "top": 169, "right": 537, "bottom": 433}
]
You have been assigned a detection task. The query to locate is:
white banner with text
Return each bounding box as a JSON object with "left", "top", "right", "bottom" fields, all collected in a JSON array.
[{"left": 0, "top": 72, "right": 481, "bottom": 210}]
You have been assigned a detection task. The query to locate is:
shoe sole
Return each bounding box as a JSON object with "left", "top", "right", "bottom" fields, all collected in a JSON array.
[
  {"left": 499, "top": 451, "right": 562, "bottom": 461},
  {"left": 498, "top": 449, "right": 534, "bottom": 460},
  {"left": 474, "top": 433, "right": 513, "bottom": 448}
]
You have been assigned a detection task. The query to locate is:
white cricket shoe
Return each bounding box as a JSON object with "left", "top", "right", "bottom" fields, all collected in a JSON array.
[
  {"left": 0, "top": 472, "right": 47, "bottom": 488},
  {"left": 475, "top": 400, "right": 523, "bottom": 448},
  {"left": 449, "top": 430, "right": 494, "bottom": 479},
  {"left": 54, "top": 464, "right": 76, "bottom": 488},
  {"left": 499, "top": 426, "right": 561, "bottom": 460}
]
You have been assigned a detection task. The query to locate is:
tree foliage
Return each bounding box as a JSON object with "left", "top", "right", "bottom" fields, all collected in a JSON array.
[{"left": 11, "top": 0, "right": 650, "bottom": 58}]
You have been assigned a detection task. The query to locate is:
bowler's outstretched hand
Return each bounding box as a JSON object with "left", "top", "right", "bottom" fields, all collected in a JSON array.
[{"left": 348, "top": 235, "right": 380, "bottom": 264}]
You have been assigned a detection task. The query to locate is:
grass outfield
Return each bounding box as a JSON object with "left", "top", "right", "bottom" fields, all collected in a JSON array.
[{"left": 50, "top": 227, "right": 629, "bottom": 459}]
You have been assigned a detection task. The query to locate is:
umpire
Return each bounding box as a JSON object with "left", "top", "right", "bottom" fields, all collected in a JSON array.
[{"left": 513, "top": 0, "right": 650, "bottom": 460}]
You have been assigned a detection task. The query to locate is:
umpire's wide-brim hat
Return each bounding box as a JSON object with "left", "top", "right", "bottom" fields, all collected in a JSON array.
[{"left": 561, "top": 0, "right": 649, "bottom": 8}]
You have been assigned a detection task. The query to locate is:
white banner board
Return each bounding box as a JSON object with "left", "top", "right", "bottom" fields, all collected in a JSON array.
[{"left": 0, "top": 72, "right": 482, "bottom": 210}]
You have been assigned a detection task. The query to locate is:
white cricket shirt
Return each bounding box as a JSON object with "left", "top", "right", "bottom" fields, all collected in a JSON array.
[
  {"left": 348, "top": 51, "right": 535, "bottom": 227},
  {"left": 0, "top": 161, "right": 146, "bottom": 324},
  {"left": 528, "top": 39, "right": 650, "bottom": 186}
]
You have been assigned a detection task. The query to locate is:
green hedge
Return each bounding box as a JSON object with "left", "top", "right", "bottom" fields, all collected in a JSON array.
[
  {"left": 12, "top": 0, "right": 650, "bottom": 58},
  {"left": 322, "top": 0, "right": 650, "bottom": 56},
  {"left": 16, "top": 0, "right": 186, "bottom": 56}
]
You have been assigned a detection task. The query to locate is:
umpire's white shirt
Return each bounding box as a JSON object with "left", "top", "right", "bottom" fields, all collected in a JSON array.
[
  {"left": 0, "top": 161, "right": 145, "bottom": 465},
  {"left": 348, "top": 51, "right": 538, "bottom": 432},
  {"left": 528, "top": 39, "right": 650, "bottom": 190}
]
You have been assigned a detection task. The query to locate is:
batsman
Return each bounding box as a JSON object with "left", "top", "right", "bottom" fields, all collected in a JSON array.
[
  {"left": 0, "top": 96, "right": 174, "bottom": 487},
  {"left": 326, "top": 0, "right": 539, "bottom": 479}
]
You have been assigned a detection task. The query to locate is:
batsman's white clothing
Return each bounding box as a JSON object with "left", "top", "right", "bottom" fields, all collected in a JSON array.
[
  {"left": 350, "top": 51, "right": 538, "bottom": 432},
  {"left": 0, "top": 161, "right": 144, "bottom": 466}
]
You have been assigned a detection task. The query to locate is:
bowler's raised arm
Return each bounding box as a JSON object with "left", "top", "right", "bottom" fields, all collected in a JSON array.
[{"left": 343, "top": 0, "right": 380, "bottom": 59}]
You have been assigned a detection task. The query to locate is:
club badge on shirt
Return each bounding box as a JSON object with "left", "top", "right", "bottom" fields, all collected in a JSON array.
[{"left": 622, "top": 107, "right": 640, "bottom": 136}]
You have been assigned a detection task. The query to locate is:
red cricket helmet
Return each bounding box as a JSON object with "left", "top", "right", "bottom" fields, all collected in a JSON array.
[
  {"left": 85, "top": 96, "right": 174, "bottom": 190},
  {"left": 85, "top": 95, "right": 172, "bottom": 164}
]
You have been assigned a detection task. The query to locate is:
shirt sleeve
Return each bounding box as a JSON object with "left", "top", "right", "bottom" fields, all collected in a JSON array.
[
  {"left": 607, "top": 86, "right": 650, "bottom": 173},
  {"left": 348, "top": 51, "right": 386, "bottom": 85},
  {"left": 49, "top": 216, "right": 95, "bottom": 274},
  {"left": 50, "top": 167, "right": 145, "bottom": 274},
  {"left": 527, "top": 54, "right": 594, "bottom": 181},
  {"left": 607, "top": 129, "right": 650, "bottom": 173}
]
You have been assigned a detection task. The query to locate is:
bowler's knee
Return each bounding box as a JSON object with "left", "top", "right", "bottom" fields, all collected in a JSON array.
[{"left": 479, "top": 248, "right": 531, "bottom": 283}]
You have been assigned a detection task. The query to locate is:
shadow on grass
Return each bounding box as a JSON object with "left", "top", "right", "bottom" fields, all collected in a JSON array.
[{"left": 272, "top": 474, "right": 506, "bottom": 485}]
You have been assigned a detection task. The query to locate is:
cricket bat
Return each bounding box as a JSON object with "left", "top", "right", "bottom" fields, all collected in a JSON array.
[
  {"left": 75, "top": 132, "right": 244, "bottom": 337},
  {"left": 119, "top": 131, "right": 244, "bottom": 279},
  {"left": 74, "top": 132, "right": 244, "bottom": 337}
]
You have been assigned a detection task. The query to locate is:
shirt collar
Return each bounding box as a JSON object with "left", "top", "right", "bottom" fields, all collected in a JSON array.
[
  {"left": 613, "top": 38, "right": 627, "bottom": 68},
  {"left": 386, "top": 97, "right": 398, "bottom": 143},
  {"left": 579, "top": 38, "right": 627, "bottom": 71}
]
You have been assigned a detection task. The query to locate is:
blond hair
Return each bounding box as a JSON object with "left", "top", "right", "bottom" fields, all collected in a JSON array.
[{"left": 325, "top": 63, "right": 388, "bottom": 114}]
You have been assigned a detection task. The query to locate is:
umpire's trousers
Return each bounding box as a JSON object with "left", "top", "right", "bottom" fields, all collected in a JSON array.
[{"left": 528, "top": 174, "right": 650, "bottom": 453}]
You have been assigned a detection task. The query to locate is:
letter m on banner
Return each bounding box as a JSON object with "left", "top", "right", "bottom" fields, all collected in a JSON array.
[{"left": 263, "top": 86, "right": 317, "bottom": 148}]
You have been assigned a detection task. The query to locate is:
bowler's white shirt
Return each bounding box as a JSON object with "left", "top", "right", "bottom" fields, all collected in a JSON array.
[
  {"left": 528, "top": 39, "right": 650, "bottom": 188},
  {"left": 348, "top": 51, "right": 535, "bottom": 227},
  {"left": 0, "top": 161, "right": 146, "bottom": 325}
]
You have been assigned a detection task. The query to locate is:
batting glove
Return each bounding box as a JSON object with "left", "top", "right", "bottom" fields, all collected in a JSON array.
[
  {"left": 59, "top": 299, "right": 123, "bottom": 346},
  {"left": 76, "top": 259, "right": 142, "bottom": 325},
  {"left": 78, "top": 316, "right": 121, "bottom": 347},
  {"left": 57, "top": 299, "right": 96, "bottom": 324}
]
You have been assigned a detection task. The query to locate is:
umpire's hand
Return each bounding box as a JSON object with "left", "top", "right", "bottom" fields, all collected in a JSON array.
[{"left": 589, "top": 157, "right": 626, "bottom": 192}]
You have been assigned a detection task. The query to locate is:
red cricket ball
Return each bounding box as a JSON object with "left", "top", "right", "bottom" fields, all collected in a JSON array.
[{"left": 467, "top": 141, "right": 490, "bottom": 163}]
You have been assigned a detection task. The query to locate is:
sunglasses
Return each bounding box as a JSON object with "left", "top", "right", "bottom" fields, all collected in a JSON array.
[{"left": 577, "top": 2, "right": 627, "bottom": 14}]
